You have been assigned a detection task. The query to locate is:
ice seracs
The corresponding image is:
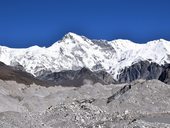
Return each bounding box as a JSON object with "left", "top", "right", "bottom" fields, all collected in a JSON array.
[{"left": 0, "top": 32, "right": 170, "bottom": 80}]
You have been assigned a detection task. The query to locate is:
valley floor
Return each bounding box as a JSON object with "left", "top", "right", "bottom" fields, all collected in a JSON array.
[{"left": 0, "top": 79, "right": 170, "bottom": 128}]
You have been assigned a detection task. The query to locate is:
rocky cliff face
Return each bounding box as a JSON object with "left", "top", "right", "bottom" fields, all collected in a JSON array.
[
  {"left": 158, "top": 64, "right": 170, "bottom": 84},
  {"left": 37, "top": 60, "right": 170, "bottom": 86},
  {"left": 118, "top": 61, "right": 170, "bottom": 84},
  {"left": 36, "top": 60, "right": 170, "bottom": 86}
]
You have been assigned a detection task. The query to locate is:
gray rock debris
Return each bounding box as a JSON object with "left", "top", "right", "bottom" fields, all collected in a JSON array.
[{"left": 0, "top": 79, "right": 170, "bottom": 127}]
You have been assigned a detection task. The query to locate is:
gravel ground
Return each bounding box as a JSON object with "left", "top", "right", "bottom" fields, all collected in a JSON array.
[{"left": 0, "top": 79, "right": 170, "bottom": 128}]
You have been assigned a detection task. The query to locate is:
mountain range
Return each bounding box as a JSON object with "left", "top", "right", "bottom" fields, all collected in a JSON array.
[{"left": 0, "top": 32, "right": 170, "bottom": 86}]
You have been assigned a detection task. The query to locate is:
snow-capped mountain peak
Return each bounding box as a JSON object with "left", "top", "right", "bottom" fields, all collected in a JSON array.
[
  {"left": 0, "top": 33, "right": 170, "bottom": 80},
  {"left": 49, "top": 32, "right": 94, "bottom": 50},
  {"left": 64, "top": 32, "right": 81, "bottom": 39}
]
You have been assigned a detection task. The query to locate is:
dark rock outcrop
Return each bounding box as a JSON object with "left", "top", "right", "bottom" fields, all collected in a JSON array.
[
  {"left": 118, "top": 61, "right": 170, "bottom": 84},
  {"left": 158, "top": 64, "right": 170, "bottom": 84},
  {"left": 107, "top": 84, "right": 132, "bottom": 103}
]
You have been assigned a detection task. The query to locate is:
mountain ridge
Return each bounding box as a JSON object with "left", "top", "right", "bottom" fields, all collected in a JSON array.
[{"left": 0, "top": 32, "right": 170, "bottom": 82}]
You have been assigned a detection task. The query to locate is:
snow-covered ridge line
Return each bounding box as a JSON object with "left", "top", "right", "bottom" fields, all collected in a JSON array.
[{"left": 0, "top": 32, "right": 170, "bottom": 80}]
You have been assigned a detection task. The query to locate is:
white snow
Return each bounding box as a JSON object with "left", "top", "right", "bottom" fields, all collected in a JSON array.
[{"left": 0, "top": 33, "right": 170, "bottom": 80}]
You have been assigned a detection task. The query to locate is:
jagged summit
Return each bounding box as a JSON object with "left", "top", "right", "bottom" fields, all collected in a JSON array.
[
  {"left": 61, "top": 32, "right": 82, "bottom": 42},
  {"left": 0, "top": 33, "right": 170, "bottom": 80},
  {"left": 64, "top": 32, "right": 80, "bottom": 37},
  {"left": 49, "top": 32, "right": 89, "bottom": 48}
]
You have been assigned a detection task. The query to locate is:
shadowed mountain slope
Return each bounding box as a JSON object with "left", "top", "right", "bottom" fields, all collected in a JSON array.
[
  {"left": 0, "top": 62, "right": 53, "bottom": 86},
  {"left": 38, "top": 67, "right": 115, "bottom": 87}
]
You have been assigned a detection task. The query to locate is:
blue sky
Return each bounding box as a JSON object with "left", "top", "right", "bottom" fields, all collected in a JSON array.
[{"left": 0, "top": 0, "right": 170, "bottom": 48}]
